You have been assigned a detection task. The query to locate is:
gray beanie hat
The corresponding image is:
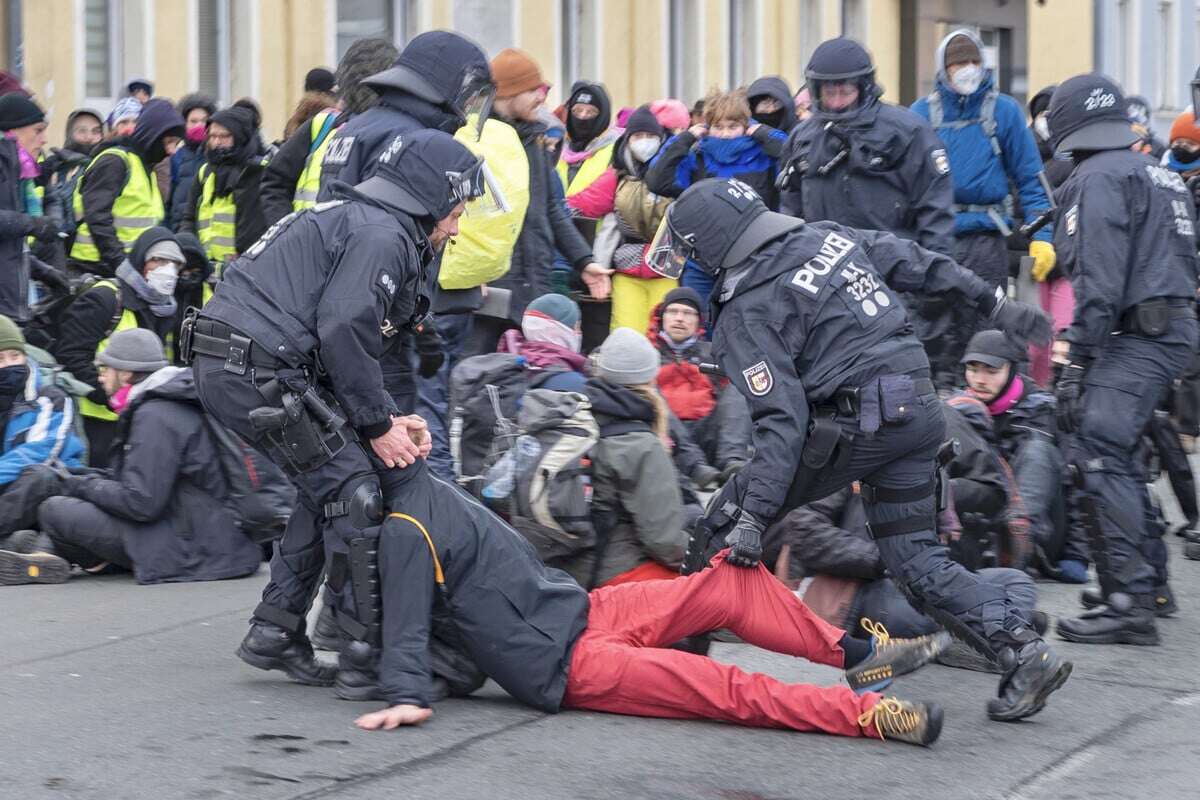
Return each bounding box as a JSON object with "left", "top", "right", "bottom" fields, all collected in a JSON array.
[
  {"left": 98, "top": 329, "right": 168, "bottom": 372},
  {"left": 144, "top": 238, "right": 185, "bottom": 266},
  {"left": 596, "top": 327, "right": 660, "bottom": 386}
]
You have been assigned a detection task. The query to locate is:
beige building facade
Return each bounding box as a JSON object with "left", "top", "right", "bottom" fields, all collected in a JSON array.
[{"left": 0, "top": 1, "right": 1090, "bottom": 145}]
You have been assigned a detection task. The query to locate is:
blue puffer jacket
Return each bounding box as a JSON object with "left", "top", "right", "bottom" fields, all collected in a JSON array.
[
  {"left": 910, "top": 30, "right": 1051, "bottom": 242},
  {"left": 0, "top": 360, "right": 85, "bottom": 487},
  {"left": 645, "top": 126, "right": 788, "bottom": 210},
  {"left": 168, "top": 143, "right": 206, "bottom": 231}
]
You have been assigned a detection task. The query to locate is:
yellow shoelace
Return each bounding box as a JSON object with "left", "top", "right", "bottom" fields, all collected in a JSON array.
[
  {"left": 861, "top": 617, "right": 892, "bottom": 647},
  {"left": 857, "top": 698, "right": 921, "bottom": 740}
]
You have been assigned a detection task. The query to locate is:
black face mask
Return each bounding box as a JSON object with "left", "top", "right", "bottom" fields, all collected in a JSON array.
[
  {"left": 0, "top": 363, "right": 29, "bottom": 414},
  {"left": 754, "top": 109, "right": 785, "bottom": 130},
  {"left": 567, "top": 114, "right": 603, "bottom": 148},
  {"left": 1172, "top": 145, "right": 1200, "bottom": 164}
]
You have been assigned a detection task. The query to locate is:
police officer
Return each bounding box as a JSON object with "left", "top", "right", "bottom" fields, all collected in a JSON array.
[
  {"left": 777, "top": 38, "right": 960, "bottom": 384},
  {"left": 1047, "top": 75, "right": 1200, "bottom": 646},
  {"left": 650, "top": 177, "right": 1071, "bottom": 721},
  {"left": 316, "top": 30, "right": 495, "bottom": 417},
  {"left": 188, "top": 130, "right": 489, "bottom": 687}
]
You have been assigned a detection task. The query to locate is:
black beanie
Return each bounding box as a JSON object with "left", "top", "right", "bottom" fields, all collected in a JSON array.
[
  {"left": 305, "top": 67, "right": 336, "bottom": 93},
  {"left": 624, "top": 105, "right": 664, "bottom": 139},
  {"left": 0, "top": 93, "right": 44, "bottom": 131},
  {"left": 661, "top": 286, "right": 704, "bottom": 318}
]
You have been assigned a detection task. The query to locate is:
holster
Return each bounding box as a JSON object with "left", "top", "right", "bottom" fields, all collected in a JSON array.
[
  {"left": 249, "top": 386, "right": 349, "bottom": 476},
  {"left": 1120, "top": 298, "right": 1194, "bottom": 337},
  {"left": 178, "top": 307, "right": 199, "bottom": 365},
  {"left": 802, "top": 413, "right": 854, "bottom": 471}
]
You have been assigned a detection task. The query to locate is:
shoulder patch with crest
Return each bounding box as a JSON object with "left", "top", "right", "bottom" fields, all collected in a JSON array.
[
  {"left": 931, "top": 148, "right": 950, "bottom": 175},
  {"left": 743, "top": 361, "right": 774, "bottom": 397}
]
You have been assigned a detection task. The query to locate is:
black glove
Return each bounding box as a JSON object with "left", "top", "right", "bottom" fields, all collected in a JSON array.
[
  {"left": 985, "top": 290, "right": 1052, "bottom": 346},
  {"left": 719, "top": 459, "right": 746, "bottom": 484},
  {"left": 31, "top": 260, "right": 70, "bottom": 294},
  {"left": 724, "top": 511, "right": 766, "bottom": 567},
  {"left": 1055, "top": 360, "right": 1089, "bottom": 433},
  {"left": 691, "top": 464, "right": 721, "bottom": 491},
  {"left": 415, "top": 325, "right": 446, "bottom": 379},
  {"left": 28, "top": 216, "right": 60, "bottom": 243}
]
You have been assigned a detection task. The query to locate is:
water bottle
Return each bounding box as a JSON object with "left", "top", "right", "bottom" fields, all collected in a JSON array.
[
  {"left": 481, "top": 449, "right": 516, "bottom": 500},
  {"left": 513, "top": 435, "right": 542, "bottom": 473}
]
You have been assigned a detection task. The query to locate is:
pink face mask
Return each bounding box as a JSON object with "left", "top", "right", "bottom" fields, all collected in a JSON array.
[
  {"left": 185, "top": 124, "right": 207, "bottom": 144},
  {"left": 108, "top": 383, "right": 133, "bottom": 414}
]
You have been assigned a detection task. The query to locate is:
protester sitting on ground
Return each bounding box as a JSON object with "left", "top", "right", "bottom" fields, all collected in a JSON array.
[
  {"left": 346, "top": 456, "right": 949, "bottom": 747},
  {"left": 650, "top": 286, "right": 750, "bottom": 481},
  {"left": 167, "top": 93, "right": 216, "bottom": 229},
  {"left": 644, "top": 87, "right": 788, "bottom": 305},
  {"left": 566, "top": 105, "right": 676, "bottom": 333},
  {"left": 564, "top": 327, "right": 690, "bottom": 587},
  {"left": 54, "top": 227, "right": 183, "bottom": 467},
  {"left": 0, "top": 316, "right": 84, "bottom": 568},
  {"left": 178, "top": 106, "right": 269, "bottom": 271},
  {"left": 32, "top": 328, "right": 261, "bottom": 585},
  {"left": 960, "top": 330, "right": 1090, "bottom": 582},
  {"left": 496, "top": 294, "right": 589, "bottom": 392},
  {"left": 69, "top": 99, "right": 185, "bottom": 278},
  {"left": 767, "top": 483, "right": 1044, "bottom": 674}
]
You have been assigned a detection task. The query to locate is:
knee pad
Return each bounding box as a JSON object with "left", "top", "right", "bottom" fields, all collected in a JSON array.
[{"left": 324, "top": 475, "right": 384, "bottom": 533}]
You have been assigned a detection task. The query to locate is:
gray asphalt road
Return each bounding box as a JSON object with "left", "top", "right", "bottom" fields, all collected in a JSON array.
[{"left": 3, "top": 523, "right": 1199, "bottom": 799}]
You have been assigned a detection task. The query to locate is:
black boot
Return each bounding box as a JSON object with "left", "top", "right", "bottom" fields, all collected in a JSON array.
[
  {"left": 986, "top": 637, "right": 1073, "bottom": 721},
  {"left": 1080, "top": 587, "right": 1105, "bottom": 610},
  {"left": 310, "top": 603, "right": 344, "bottom": 652},
  {"left": 335, "top": 641, "right": 450, "bottom": 703},
  {"left": 1057, "top": 593, "right": 1160, "bottom": 645},
  {"left": 236, "top": 622, "right": 336, "bottom": 686}
]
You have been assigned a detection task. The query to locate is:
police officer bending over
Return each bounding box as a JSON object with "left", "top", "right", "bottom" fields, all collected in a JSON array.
[
  {"left": 187, "top": 130, "right": 488, "bottom": 686},
  {"left": 651, "top": 177, "right": 1071, "bottom": 722},
  {"left": 1046, "top": 76, "right": 1200, "bottom": 646}
]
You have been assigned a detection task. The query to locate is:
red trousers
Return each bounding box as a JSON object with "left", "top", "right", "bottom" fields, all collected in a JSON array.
[{"left": 562, "top": 551, "right": 881, "bottom": 737}]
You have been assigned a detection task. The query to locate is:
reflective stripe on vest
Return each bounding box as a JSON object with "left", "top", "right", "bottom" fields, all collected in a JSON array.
[
  {"left": 293, "top": 111, "right": 338, "bottom": 211},
  {"left": 196, "top": 163, "right": 238, "bottom": 264},
  {"left": 556, "top": 142, "right": 616, "bottom": 197},
  {"left": 70, "top": 148, "right": 164, "bottom": 262},
  {"left": 77, "top": 280, "right": 139, "bottom": 422}
]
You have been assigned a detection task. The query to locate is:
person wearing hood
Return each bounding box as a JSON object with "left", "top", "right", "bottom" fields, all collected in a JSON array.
[
  {"left": 167, "top": 93, "right": 217, "bottom": 230},
  {"left": 54, "top": 226, "right": 183, "bottom": 467},
  {"left": 911, "top": 30, "right": 1056, "bottom": 387},
  {"left": 566, "top": 104, "right": 674, "bottom": 333},
  {"left": 650, "top": 286, "right": 750, "bottom": 480},
  {"left": 0, "top": 316, "right": 85, "bottom": 586},
  {"left": 747, "top": 75, "right": 798, "bottom": 134},
  {"left": 259, "top": 38, "right": 398, "bottom": 226},
  {"left": 1045, "top": 75, "right": 1199, "bottom": 646},
  {"left": 33, "top": 327, "right": 261, "bottom": 585},
  {"left": 645, "top": 87, "right": 788, "bottom": 307},
  {"left": 166, "top": 231, "right": 214, "bottom": 365},
  {"left": 178, "top": 106, "right": 269, "bottom": 269},
  {"left": 190, "top": 131, "right": 484, "bottom": 691},
  {"left": 68, "top": 98, "right": 185, "bottom": 278},
  {"left": 35, "top": 108, "right": 103, "bottom": 267},
  {"left": 0, "top": 94, "right": 61, "bottom": 321}
]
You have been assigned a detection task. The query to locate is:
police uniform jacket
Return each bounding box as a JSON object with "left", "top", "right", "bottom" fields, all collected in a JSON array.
[
  {"left": 199, "top": 185, "right": 427, "bottom": 440},
  {"left": 711, "top": 224, "right": 992, "bottom": 521}
]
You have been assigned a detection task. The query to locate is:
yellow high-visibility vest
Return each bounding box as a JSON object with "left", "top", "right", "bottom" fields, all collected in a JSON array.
[
  {"left": 195, "top": 163, "right": 238, "bottom": 265},
  {"left": 293, "top": 111, "right": 338, "bottom": 211},
  {"left": 71, "top": 148, "right": 163, "bottom": 263}
]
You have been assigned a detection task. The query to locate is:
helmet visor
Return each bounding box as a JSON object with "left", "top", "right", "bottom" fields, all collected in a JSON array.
[
  {"left": 456, "top": 68, "right": 496, "bottom": 141},
  {"left": 646, "top": 212, "right": 693, "bottom": 280},
  {"left": 451, "top": 156, "right": 510, "bottom": 216}
]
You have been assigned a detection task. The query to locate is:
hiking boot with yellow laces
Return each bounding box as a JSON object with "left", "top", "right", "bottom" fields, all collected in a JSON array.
[
  {"left": 858, "top": 697, "right": 943, "bottom": 747},
  {"left": 844, "top": 618, "right": 951, "bottom": 693}
]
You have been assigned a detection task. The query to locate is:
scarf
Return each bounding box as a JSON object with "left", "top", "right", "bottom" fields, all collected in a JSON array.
[
  {"left": 498, "top": 330, "right": 588, "bottom": 373},
  {"left": 658, "top": 329, "right": 698, "bottom": 355},
  {"left": 117, "top": 260, "right": 178, "bottom": 318},
  {"left": 6, "top": 133, "right": 42, "bottom": 216},
  {"left": 978, "top": 375, "right": 1024, "bottom": 417},
  {"left": 521, "top": 311, "right": 582, "bottom": 354}
]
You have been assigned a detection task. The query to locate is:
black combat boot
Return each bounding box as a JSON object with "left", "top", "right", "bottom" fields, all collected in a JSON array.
[
  {"left": 335, "top": 641, "right": 450, "bottom": 703},
  {"left": 858, "top": 697, "right": 943, "bottom": 746},
  {"left": 310, "top": 603, "right": 344, "bottom": 652},
  {"left": 1184, "top": 529, "right": 1200, "bottom": 560},
  {"left": 236, "top": 622, "right": 336, "bottom": 685},
  {"left": 986, "top": 635, "right": 1073, "bottom": 721},
  {"left": 1057, "top": 593, "right": 1160, "bottom": 645},
  {"left": 0, "top": 530, "right": 70, "bottom": 585},
  {"left": 844, "top": 619, "right": 951, "bottom": 692}
]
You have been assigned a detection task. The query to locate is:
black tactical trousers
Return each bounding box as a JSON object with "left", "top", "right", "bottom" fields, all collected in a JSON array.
[
  {"left": 713, "top": 391, "right": 1035, "bottom": 656},
  {"left": 1068, "top": 320, "right": 1198, "bottom": 597},
  {"left": 929, "top": 231, "right": 1010, "bottom": 386},
  {"left": 193, "top": 354, "right": 380, "bottom": 632}
]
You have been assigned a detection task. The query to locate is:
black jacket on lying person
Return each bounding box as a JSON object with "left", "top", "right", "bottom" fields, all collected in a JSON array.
[
  {"left": 48, "top": 367, "right": 261, "bottom": 584},
  {"left": 375, "top": 460, "right": 589, "bottom": 711}
]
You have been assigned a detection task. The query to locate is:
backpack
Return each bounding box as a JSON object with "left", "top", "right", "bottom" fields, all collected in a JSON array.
[
  {"left": 22, "top": 344, "right": 94, "bottom": 461},
  {"left": 201, "top": 416, "right": 296, "bottom": 544},
  {"left": 448, "top": 353, "right": 565, "bottom": 489},
  {"left": 24, "top": 276, "right": 124, "bottom": 352}
]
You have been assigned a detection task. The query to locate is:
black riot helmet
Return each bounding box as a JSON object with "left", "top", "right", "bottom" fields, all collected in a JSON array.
[
  {"left": 362, "top": 30, "right": 495, "bottom": 139},
  {"left": 648, "top": 178, "right": 803, "bottom": 277},
  {"left": 354, "top": 128, "right": 493, "bottom": 223},
  {"left": 1046, "top": 73, "right": 1138, "bottom": 155},
  {"left": 805, "top": 37, "right": 877, "bottom": 118}
]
